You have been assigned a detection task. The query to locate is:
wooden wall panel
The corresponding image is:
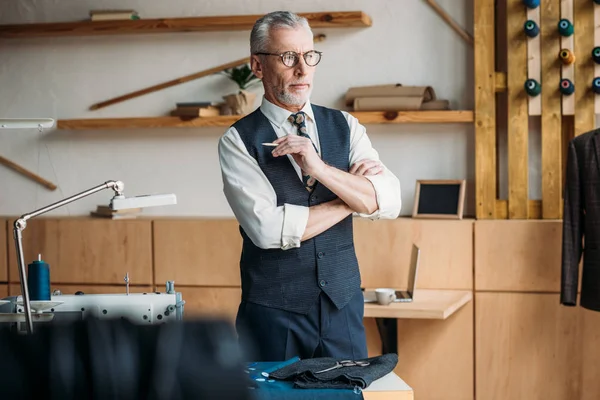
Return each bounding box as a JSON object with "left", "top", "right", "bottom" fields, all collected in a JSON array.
[
  {"left": 0, "top": 284, "right": 7, "bottom": 298},
  {"left": 355, "top": 218, "right": 473, "bottom": 290},
  {"left": 177, "top": 287, "right": 241, "bottom": 322},
  {"left": 580, "top": 307, "right": 600, "bottom": 399},
  {"left": 153, "top": 219, "right": 242, "bottom": 286},
  {"left": 9, "top": 283, "right": 153, "bottom": 296},
  {"left": 474, "top": 220, "right": 563, "bottom": 291},
  {"left": 0, "top": 219, "right": 6, "bottom": 282},
  {"left": 476, "top": 293, "right": 600, "bottom": 400},
  {"left": 365, "top": 302, "right": 473, "bottom": 400},
  {"left": 153, "top": 218, "right": 474, "bottom": 290},
  {"left": 7, "top": 218, "right": 153, "bottom": 285}
]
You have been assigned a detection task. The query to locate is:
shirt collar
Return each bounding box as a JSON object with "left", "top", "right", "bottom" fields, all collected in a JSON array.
[{"left": 259, "top": 97, "right": 315, "bottom": 128}]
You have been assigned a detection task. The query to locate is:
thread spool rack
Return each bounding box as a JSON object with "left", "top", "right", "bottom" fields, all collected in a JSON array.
[{"left": 474, "top": 0, "right": 599, "bottom": 219}]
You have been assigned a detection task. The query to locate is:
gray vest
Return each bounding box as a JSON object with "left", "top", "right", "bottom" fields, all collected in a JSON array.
[{"left": 232, "top": 104, "right": 361, "bottom": 314}]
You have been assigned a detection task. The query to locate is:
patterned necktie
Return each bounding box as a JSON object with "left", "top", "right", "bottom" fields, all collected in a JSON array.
[{"left": 288, "top": 111, "right": 318, "bottom": 192}]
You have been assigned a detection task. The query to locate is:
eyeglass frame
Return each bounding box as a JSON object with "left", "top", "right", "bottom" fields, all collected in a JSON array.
[{"left": 253, "top": 50, "right": 323, "bottom": 67}]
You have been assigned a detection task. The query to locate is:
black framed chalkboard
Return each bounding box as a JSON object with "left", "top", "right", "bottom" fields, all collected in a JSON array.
[{"left": 412, "top": 180, "right": 466, "bottom": 219}]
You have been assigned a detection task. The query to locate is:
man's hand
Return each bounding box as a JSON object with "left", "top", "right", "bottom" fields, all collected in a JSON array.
[
  {"left": 349, "top": 159, "right": 383, "bottom": 176},
  {"left": 271, "top": 135, "right": 325, "bottom": 176}
]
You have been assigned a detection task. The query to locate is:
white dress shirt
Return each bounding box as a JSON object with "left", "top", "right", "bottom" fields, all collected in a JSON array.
[{"left": 218, "top": 97, "right": 402, "bottom": 250}]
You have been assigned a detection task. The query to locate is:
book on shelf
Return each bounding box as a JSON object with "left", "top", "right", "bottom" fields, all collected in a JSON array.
[
  {"left": 90, "top": 10, "right": 140, "bottom": 21},
  {"left": 90, "top": 204, "right": 142, "bottom": 219},
  {"left": 170, "top": 103, "right": 222, "bottom": 117}
]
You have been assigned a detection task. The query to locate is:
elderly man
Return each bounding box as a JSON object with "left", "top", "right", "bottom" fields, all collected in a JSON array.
[{"left": 218, "top": 11, "right": 401, "bottom": 362}]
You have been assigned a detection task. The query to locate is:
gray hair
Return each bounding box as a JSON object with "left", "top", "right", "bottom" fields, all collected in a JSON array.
[{"left": 250, "top": 11, "right": 313, "bottom": 54}]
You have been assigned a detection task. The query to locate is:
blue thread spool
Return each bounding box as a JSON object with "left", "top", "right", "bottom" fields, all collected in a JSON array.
[
  {"left": 524, "top": 79, "right": 541, "bottom": 96},
  {"left": 524, "top": 20, "right": 539, "bottom": 37},
  {"left": 522, "top": 0, "right": 540, "bottom": 8},
  {"left": 27, "top": 254, "right": 51, "bottom": 301},
  {"left": 560, "top": 79, "right": 575, "bottom": 95},
  {"left": 592, "top": 47, "right": 600, "bottom": 64},
  {"left": 593, "top": 78, "right": 600, "bottom": 94},
  {"left": 558, "top": 19, "right": 574, "bottom": 36}
]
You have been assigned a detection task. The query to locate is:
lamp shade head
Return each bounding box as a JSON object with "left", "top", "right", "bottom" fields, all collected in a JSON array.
[
  {"left": 0, "top": 119, "right": 55, "bottom": 129},
  {"left": 110, "top": 193, "right": 177, "bottom": 211}
]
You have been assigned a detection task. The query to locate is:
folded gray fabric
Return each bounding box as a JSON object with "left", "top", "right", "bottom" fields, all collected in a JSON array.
[{"left": 268, "top": 353, "right": 398, "bottom": 390}]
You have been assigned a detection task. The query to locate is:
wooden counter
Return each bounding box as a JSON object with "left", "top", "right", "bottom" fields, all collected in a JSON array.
[
  {"left": 364, "top": 289, "right": 472, "bottom": 319},
  {"left": 364, "top": 372, "right": 414, "bottom": 400}
]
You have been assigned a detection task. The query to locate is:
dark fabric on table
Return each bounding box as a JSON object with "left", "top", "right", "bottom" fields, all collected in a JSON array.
[
  {"left": 247, "top": 362, "right": 364, "bottom": 400},
  {"left": 267, "top": 353, "right": 398, "bottom": 390}
]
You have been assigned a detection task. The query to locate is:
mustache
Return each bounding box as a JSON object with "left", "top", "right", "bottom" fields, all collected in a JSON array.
[{"left": 288, "top": 82, "right": 310, "bottom": 85}]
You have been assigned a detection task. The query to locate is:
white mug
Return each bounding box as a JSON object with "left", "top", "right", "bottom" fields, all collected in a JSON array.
[{"left": 375, "top": 288, "right": 396, "bottom": 305}]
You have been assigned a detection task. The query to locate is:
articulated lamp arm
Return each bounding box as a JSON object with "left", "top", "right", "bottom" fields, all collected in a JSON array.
[{"left": 13, "top": 180, "right": 125, "bottom": 334}]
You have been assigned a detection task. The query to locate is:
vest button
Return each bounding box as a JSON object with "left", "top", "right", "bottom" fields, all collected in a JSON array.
[
  {"left": 319, "top": 279, "right": 326, "bottom": 287},
  {"left": 317, "top": 251, "right": 324, "bottom": 258}
]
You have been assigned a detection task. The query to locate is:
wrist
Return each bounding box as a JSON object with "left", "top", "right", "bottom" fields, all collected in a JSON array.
[{"left": 310, "top": 160, "right": 329, "bottom": 181}]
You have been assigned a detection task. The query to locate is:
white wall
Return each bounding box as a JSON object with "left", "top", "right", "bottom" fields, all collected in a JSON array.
[{"left": 0, "top": 0, "right": 475, "bottom": 218}]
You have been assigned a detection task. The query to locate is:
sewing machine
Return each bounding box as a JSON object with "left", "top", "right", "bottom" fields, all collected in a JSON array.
[{"left": 0, "top": 280, "right": 185, "bottom": 333}]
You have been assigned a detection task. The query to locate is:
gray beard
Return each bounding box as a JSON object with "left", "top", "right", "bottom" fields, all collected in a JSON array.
[{"left": 274, "top": 86, "right": 311, "bottom": 107}]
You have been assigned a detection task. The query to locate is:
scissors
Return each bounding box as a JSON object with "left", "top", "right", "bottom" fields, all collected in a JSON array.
[{"left": 314, "top": 360, "right": 370, "bottom": 374}]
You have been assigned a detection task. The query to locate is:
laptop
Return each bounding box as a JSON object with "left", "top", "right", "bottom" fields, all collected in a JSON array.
[{"left": 363, "top": 244, "right": 421, "bottom": 303}]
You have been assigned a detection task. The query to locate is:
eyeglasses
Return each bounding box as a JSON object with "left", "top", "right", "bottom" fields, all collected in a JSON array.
[{"left": 254, "top": 50, "right": 323, "bottom": 67}]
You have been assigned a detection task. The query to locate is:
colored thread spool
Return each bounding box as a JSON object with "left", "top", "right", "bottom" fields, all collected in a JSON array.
[
  {"left": 592, "top": 47, "right": 600, "bottom": 64},
  {"left": 524, "top": 79, "right": 541, "bottom": 96},
  {"left": 559, "top": 79, "right": 575, "bottom": 95},
  {"left": 522, "top": 0, "right": 540, "bottom": 8},
  {"left": 558, "top": 19, "right": 574, "bottom": 36},
  {"left": 592, "top": 78, "right": 600, "bottom": 94},
  {"left": 524, "top": 20, "right": 539, "bottom": 37},
  {"left": 559, "top": 48, "right": 576, "bottom": 65},
  {"left": 27, "top": 254, "right": 51, "bottom": 301}
]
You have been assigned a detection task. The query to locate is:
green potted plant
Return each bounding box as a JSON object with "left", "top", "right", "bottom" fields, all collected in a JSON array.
[{"left": 221, "top": 64, "right": 261, "bottom": 115}]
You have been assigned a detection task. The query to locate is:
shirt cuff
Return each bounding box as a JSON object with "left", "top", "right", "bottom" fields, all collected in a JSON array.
[
  {"left": 357, "top": 173, "right": 401, "bottom": 220},
  {"left": 281, "top": 203, "right": 309, "bottom": 249}
]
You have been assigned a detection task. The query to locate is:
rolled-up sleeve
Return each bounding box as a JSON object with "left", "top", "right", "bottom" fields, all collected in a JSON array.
[
  {"left": 343, "top": 112, "right": 402, "bottom": 220},
  {"left": 218, "top": 127, "right": 309, "bottom": 249}
]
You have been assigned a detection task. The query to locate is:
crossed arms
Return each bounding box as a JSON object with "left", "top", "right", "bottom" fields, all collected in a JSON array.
[{"left": 218, "top": 113, "right": 402, "bottom": 250}]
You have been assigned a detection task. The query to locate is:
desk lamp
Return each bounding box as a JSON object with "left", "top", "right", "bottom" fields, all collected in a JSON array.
[{"left": 13, "top": 181, "right": 177, "bottom": 334}]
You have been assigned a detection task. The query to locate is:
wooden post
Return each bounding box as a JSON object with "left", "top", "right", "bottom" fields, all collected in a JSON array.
[
  {"left": 573, "top": 0, "right": 595, "bottom": 136},
  {"left": 560, "top": 0, "right": 575, "bottom": 115},
  {"left": 474, "top": 0, "right": 497, "bottom": 219},
  {"left": 506, "top": 0, "right": 529, "bottom": 219},
  {"left": 540, "top": 0, "right": 562, "bottom": 219}
]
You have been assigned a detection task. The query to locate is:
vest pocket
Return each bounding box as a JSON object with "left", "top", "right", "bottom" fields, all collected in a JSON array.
[
  {"left": 336, "top": 242, "right": 355, "bottom": 252},
  {"left": 259, "top": 248, "right": 301, "bottom": 261}
]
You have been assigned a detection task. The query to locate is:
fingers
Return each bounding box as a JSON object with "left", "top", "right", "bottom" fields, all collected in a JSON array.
[
  {"left": 351, "top": 159, "right": 383, "bottom": 176},
  {"left": 271, "top": 135, "right": 312, "bottom": 157},
  {"left": 363, "top": 165, "right": 383, "bottom": 175}
]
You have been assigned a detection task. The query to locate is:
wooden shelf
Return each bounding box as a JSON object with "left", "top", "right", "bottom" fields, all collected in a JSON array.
[
  {"left": 363, "top": 289, "right": 472, "bottom": 319},
  {"left": 56, "top": 111, "right": 473, "bottom": 130},
  {"left": 0, "top": 11, "right": 371, "bottom": 38}
]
